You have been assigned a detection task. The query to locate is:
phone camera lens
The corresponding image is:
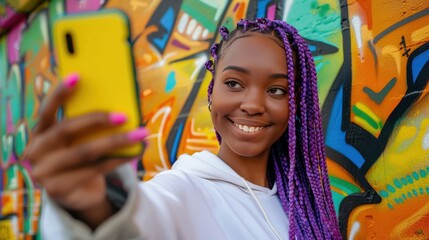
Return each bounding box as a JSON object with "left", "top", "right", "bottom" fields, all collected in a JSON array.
[{"left": 65, "top": 33, "right": 75, "bottom": 54}]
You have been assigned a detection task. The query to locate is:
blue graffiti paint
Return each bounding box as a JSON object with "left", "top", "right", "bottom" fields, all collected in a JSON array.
[
  {"left": 165, "top": 71, "right": 176, "bottom": 93},
  {"left": 256, "top": 0, "right": 271, "bottom": 18},
  {"left": 411, "top": 49, "right": 429, "bottom": 83},
  {"left": 153, "top": 7, "right": 175, "bottom": 51},
  {"left": 325, "top": 86, "right": 365, "bottom": 168},
  {"left": 379, "top": 190, "right": 389, "bottom": 197},
  {"left": 393, "top": 178, "right": 402, "bottom": 188},
  {"left": 420, "top": 169, "right": 427, "bottom": 178},
  {"left": 386, "top": 184, "right": 396, "bottom": 193},
  {"left": 169, "top": 122, "right": 184, "bottom": 164},
  {"left": 406, "top": 175, "right": 413, "bottom": 184},
  {"left": 412, "top": 171, "right": 419, "bottom": 180}
]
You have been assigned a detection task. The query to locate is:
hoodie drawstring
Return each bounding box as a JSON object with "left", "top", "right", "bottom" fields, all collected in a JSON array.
[{"left": 242, "top": 178, "right": 283, "bottom": 240}]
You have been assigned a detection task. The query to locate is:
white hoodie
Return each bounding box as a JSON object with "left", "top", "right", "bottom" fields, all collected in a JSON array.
[{"left": 41, "top": 150, "right": 289, "bottom": 239}]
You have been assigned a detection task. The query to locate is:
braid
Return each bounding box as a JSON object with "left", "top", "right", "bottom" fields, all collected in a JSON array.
[
  {"left": 294, "top": 36, "right": 325, "bottom": 239},
  {"left": 306, "top": 44, "right": 341, "bottom": 237},
  {"left": 205, "top": 18, "right": 341, "bottom": 239}
]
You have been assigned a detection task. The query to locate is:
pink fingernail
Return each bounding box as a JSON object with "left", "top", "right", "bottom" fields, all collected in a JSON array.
[
  {"left": 64, "top": 73, "right": 79, "bottom": 89},
  {"left": 128, "top": 128, "right": 149, "bottom": 142},
  {"left": 109, "top": 113, "right": 127, "bottom": 125}
]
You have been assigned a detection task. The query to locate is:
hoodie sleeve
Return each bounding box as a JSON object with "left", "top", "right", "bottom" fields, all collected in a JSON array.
[
  {"left": 40, "top": 163, "right": 199, "bottom": 239},
  {"left": 40, "top": 163, "right": 145, "bottom": 240}
]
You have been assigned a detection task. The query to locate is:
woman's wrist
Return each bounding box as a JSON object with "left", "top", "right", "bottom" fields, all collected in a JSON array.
[{"left": 69, "top": 196, "right": 118, "bottom": 230}]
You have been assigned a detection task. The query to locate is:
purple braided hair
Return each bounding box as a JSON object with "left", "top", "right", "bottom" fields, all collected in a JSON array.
[{"left": 205, "top": 18, "right": 342, "bottom": 239}]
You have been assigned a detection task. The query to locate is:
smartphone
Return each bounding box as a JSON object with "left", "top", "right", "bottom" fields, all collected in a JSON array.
[{"left": 52, "top": 10, "right": 142, "bottom": 157}]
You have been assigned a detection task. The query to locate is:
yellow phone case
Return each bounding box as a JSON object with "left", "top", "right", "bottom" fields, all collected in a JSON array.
[{"left": 53, "top": 10, "right": 142, "bottom": 157}]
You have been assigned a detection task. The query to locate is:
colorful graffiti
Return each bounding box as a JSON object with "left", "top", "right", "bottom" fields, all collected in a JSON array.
[{"left": 0, "top": 0, "right": 428, "bottom": 239}]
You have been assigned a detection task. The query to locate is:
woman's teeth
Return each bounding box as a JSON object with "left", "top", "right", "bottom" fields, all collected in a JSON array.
[{"left": 234, "top": 123, "right": 264, "bottom": 133}]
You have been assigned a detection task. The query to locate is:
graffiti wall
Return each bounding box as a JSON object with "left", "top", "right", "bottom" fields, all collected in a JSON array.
[{"left": 0, "top": 0, "right": 428, "bottom": 239}]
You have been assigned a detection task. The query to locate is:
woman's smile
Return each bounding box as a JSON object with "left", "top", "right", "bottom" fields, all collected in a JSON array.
[
  {"left": 227, "top": 117, "right": 270, "bottom": 134},
  {"left": 234, "top": 123, "right": 264, "bottom": 133}
]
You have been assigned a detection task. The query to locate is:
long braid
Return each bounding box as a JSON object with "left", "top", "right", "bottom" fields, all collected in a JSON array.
[
  {"left": 294, "top": 36, "right": 326, "bottom": 239},
  {"left": 305, "top": 43, "right": 342, "bottom": 239},
  {"left": 205, "top": 18, "right": 341, "bottom": 239},
  {"left": 300, "top": 39, "right": 335, "bottom": 238}
]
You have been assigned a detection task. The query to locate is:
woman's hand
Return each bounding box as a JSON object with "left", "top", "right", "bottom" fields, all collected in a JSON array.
[{"left": 25, "top": 74, "right": 148, "bottom": 228}]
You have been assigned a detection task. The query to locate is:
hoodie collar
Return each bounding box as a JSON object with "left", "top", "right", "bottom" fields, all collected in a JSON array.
[{"left": 172, "top": 150, "right": 277, "bottom": 195}]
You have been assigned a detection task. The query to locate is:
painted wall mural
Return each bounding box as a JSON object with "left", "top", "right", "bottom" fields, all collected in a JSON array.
[{"left": 0, "top": 0, "right": 428, "bottom": 239}]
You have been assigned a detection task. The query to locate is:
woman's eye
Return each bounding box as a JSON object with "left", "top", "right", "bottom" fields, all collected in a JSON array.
[
  {"left": 225, "top": 80, "right": 242, "bottom": 89},
  {"left": 269, "top": 88, "right": 286, "bottom": 95}
]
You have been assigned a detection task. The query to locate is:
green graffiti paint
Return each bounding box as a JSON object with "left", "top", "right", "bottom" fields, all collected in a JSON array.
[
  {"left": 311, "top": 2, "right": 331, "bottom": 18},
  {"left": 329, "top": 176, "right": 361, "bottom": 194},
  {"left": 3, "top": 64, "right": 22, "bottom": 163},
  {"left": 17, "top": 164, "right": 36, "bottom": 234},
  {"left": 352, "top": 105, "right": 382, "bottom": 130},
  {"left": 182, "top": 0, "right": 217, "bottom": 32},
  {"left": 329, "top": 176, "right": 361, "bottom": 216},
  {"left": 331, "top": 191, "right": 342, "bottom": 216},
  {"left": 14, "top": 123, "right": 27, "bottom": 157}
]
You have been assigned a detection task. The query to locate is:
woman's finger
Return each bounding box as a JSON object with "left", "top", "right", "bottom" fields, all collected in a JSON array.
[
  {"left": 34, "top": 74, "right": 79, "bottom": 135},
  {"left": 28, "top": 112, "right": 128, "bottom": 162},
  {"left": 32, "top": 127, "right": 148, "bottom": 179}
]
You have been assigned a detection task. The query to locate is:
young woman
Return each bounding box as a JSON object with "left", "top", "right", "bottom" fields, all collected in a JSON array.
[{"left": 29, "top": 18, "right": 342, "bottom": 239}]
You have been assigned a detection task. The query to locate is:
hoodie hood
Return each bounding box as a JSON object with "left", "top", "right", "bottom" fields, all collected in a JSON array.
[{"left": 172, "top": 150, "right": 277, "bottom": 195}]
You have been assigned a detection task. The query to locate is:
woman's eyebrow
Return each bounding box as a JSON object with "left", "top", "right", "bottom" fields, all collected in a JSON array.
[
  {"left": 223, "top": 65, "right": 249, "bottom": 74},
  {"left": 223, "top": 66, "right": 288, "bottom": 80},
  {"left": 269, "top": 73, "right": 288, "bottom": 79}
]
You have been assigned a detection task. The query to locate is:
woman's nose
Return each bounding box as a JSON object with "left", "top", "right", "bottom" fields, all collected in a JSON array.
[{"left": 240, "top": 90, "right": 265, "bottom": 115}]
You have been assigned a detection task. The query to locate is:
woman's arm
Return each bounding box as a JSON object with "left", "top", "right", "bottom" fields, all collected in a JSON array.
[{"left": 26, "top": 74, "right": 148, "bottom": 235}]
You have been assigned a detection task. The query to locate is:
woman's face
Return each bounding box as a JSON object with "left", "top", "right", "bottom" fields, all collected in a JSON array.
[{"left": 211, "top": 32, "right": 290, "bottom": 159}]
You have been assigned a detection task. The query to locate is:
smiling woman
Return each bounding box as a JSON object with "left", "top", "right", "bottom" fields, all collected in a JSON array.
[
  {"left": 205, "top": 19, "right": 341, "bottom": 239},
  {"left": 210, "top": 33, "right": 290, "bottom": 167},
  {"left": 32, "top": 18, "right": 341, "bottom": 240}
]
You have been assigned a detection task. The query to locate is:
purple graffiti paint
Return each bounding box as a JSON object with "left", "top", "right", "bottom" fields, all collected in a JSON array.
[
  {"left": 21, "top": 160, "right": 32, "bottom": 171},
  {"left": 233, "top": 3, "right": 239, "bottom": 12},
  {"left": 267, "top": 5, "right": 276, "bottom": 20},
  {"left": 0, "top": 7, "right": 25, "bottom": 31},
  {"left": 7, "top": 20, "right": 25, "bottom": 63},
  {"left": 66, "top": 0, "right": 103, "bottom": 14},
  {"left": 172, "top": 39, "right": 190, "bottom": 50},
  {"left": 6, "top": 105, "right": 14, "bottom": 134}
]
